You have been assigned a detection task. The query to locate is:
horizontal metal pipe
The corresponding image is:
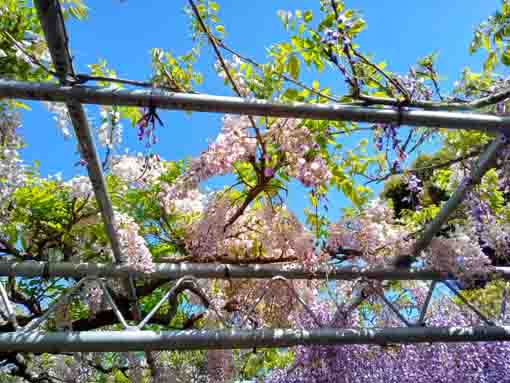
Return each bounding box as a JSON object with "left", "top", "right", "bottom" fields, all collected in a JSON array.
[
  {"left": 1, "top": 79, "right": 510, "bottom": 133},
  {"left": 2, "top": 327, "right": 510, "bottom": 352},
  {"left": 0, "top": 262, "right": 509, "bottom": 281}
]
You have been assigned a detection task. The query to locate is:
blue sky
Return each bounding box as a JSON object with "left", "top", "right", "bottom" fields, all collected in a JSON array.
[{"left": 19, "top": 0, "right": 500, "bottom": 219}]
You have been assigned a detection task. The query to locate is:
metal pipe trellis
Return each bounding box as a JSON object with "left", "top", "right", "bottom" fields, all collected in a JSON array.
[
  {"left": 1, "top": 78, "right": 510, "bottom": 134},
  {"left": 1, "top": 261, "right": 510, "bottom": 280},
  {"left": 2, "top": 327, "right": 510, "bottom": 352},
  {"left": 0, "top": 0, "right": 508, "bottom": 353}
]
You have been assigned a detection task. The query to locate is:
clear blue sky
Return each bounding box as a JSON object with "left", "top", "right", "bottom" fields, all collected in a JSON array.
[{"left": 19, "top": 0, "right": 499, "bottom": 219}]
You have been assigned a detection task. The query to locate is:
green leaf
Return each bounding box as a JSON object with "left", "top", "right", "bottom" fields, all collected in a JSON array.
[
  {"left": 304, "top": 10, "right": 313, "bottom": 22},
  {"left": 371, "top": 91, "right": 389, "bottom": 98},
  {"left": 482, "top": 34, "right": 491, "bottom": 51},
  {"left": 484, "top": 51, "right": 498, "bottom": 72},
  {"left": 494, "top": 31, "right": 503, "bottom": 48},
  {"left": 13, "top": 100, "right": 31, "bottom": 110},
  {"left": 350, "top": 18, "right": 366, "bottom": 35},
  {"left": 503, "top": 1, "right": 510, "bottom": 16},
  {"left": 287, "top": 55, "right": 300, "bottom": 79},
  {"left": 283, "top": 88, "right": 299, "bottom": 99},
  {"left": 209, "top": 1, "right": 219, "bottom": 11},
  {"left": 502, "top": 48, "right": 510, "bottom": 66},
  {"left": 65, "top": 1, "right": 88, "bottom": 20},
  {"left": 215, "top": 25, "right": 225, "bottom": 34}
]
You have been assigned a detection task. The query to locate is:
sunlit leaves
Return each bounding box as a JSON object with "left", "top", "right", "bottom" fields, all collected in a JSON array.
[
  {"left": 59, "top": 0, "right": 88, "bottom": 20},
  {"left": 287, "top": 55, "right": 300, "bottom": 79},
  {"left": 240, "top": 349, "right": 293, "bottom": 380},
  {"left": 502, "top": 47, "right": 510, "bottom": 66},
  {"left": 151, "top": 47, "right": 203, "bottom": 92},
  {"left": 0, "top": 0, "right": 51, "bottom": 82},
  {"left": 188, "top": 0, "right": 225, "bottom": 41},
  {"left": 470, "top": 0, "right": 510, "bottom": 72}
]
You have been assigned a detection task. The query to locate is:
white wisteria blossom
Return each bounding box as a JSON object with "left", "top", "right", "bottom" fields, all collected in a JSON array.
[
  {"left": 164, "top": 188, "right": 207, "bottom": 214},
  {"left": 111, "top": 154, "right": 164, "bottom": 186},
  {"left": 98, "top": 106, "right": 122, "bottom": 149},
  {"left": 65, "top": 176, "right": 93, "bottom": 199},
  {"left": 0, "top": 108, "right": 25, "bottom": 217},
  {"left": 44, "top": 102, "right": 72, "bottom": 139}
]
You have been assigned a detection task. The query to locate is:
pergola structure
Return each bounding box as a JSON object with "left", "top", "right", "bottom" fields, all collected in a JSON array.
[{"left": 0, "top": 0, "right": 509, "bottom": 354}]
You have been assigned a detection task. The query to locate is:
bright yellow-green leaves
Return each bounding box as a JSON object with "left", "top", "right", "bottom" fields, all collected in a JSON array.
[
  {"left": 455, "top": 280, "right": 509, "bottom": 318},
  {"left": 151, "top": 48, "right": 203, "bottom": 93},
  {"left": 240, "top": 349, "right": 294, "bottom": 380},
  {"left": 0, "top": 0, "right": 50, "bottom": 82},
  {"left": 470, "top": 0, "right": 510, "bottom": 72},
  {"left": 59, "top": 0, "right": 88, "bottom": 20},
  {"left": 287, "top": 54, "right": 300, "bottom": 80},
  {"left": 0, "top": 0, "right": 87, "bottom": 84}
]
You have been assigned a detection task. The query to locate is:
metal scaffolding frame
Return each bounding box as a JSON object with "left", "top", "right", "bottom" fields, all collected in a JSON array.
[{"left": 0, "top": 0, "right": 509, "bottom": 353}]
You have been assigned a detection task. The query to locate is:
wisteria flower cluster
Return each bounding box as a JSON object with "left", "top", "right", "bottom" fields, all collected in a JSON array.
[
  {"left": 374, "top": 123, "right": 407, "bottom": 172},
  {"left": 183, "top": 195, "right": 316, "bottom": 264},
  {"left": 422, "top": 233, "right": 492, "bottom": 279},
  {"left": 163, "top": 114, "right": 256, "bottom": 200},
  {"left": 326, "top": 198, "right": 493, "bottom": 277},
  {"left": 162, "top": 188, "right": 206, "bottom": 215},
  {"left": 395, "top": 68, "right": 434, "bottom": 101},
  {"left": 405, "top": 173, "right": 422, "bottom": 194},
  {"left": 257, "top": 204, "right": 316, "bottom": 265},
  {"left": 321, "top": 11, "right": 356, "bottom": 46},
  {"left": 268, "top": 118, "right": 332, "bottom": 188},
  {"left": 44, "top": 102, "right": 72, "bottom": 139},
  {"left": 97, "top": 106, "right": 122, "bottom": 149},
  {"left": 183, "top": 195, "right": 236, "bottom": 260},
  {"left": 83, "top": 280, "right": 104, "bottom": 317},
  {"left": 0, "top": 107, "right": 25, "bottom": 218},
  {"left": 327, "top": 199, "right": 411, "bottom": 266},
  {"left": 464, "top": 192, "right": 510, "bottom": 267},
  {"left": 111, "top": 153, "right": 164, "bottom": 187},
  {"left": 64, "top": 176, "right": 93, "bottom": 199},
  {"left": 267, "top": 288, "right": 510, "bottom": 383},
  {"left": 114, "top": 212, "right": 155, "bottom": 273}
]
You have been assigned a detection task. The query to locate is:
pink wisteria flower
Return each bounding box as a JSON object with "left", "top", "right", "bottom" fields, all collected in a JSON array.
[
  {"left": 269, "top": 118, "right": 332, "bottom": 188},
  {"left": 114, "top": 212, "right": 154, "bottom": 273}
]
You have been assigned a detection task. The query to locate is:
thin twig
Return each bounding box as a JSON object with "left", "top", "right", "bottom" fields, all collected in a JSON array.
[
  {"left": 365, "top": 148, "right": 481, "bottom": 184},
  {"left": 0, "top": 30, "right": 58, "bottom": 77},
  {"left": 350, "top": 48, "right": 410, "bottom": 100},
  {"left": 217, "top": 40, "right": 340, "bottom": 102}
]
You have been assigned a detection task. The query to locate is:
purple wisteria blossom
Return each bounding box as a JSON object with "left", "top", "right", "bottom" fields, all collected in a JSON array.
[
  {"left": 406, "top": 174, "right": 422, "bottom": 194},
  {"left": 267, "top": 296, "right": 510, "bottom": 383}
]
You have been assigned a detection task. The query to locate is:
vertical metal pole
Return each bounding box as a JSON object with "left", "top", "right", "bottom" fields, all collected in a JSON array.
[
  {"left": 33, "top": 1, "right": 158, "bottom": 374},
  {"left": 417, "top": 281, "right": 436, "bottom": 325}
]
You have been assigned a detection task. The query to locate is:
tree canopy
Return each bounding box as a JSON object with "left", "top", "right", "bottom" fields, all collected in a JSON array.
[{"left": 1, "top": 0, "right": 510, "bottom": 382}]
